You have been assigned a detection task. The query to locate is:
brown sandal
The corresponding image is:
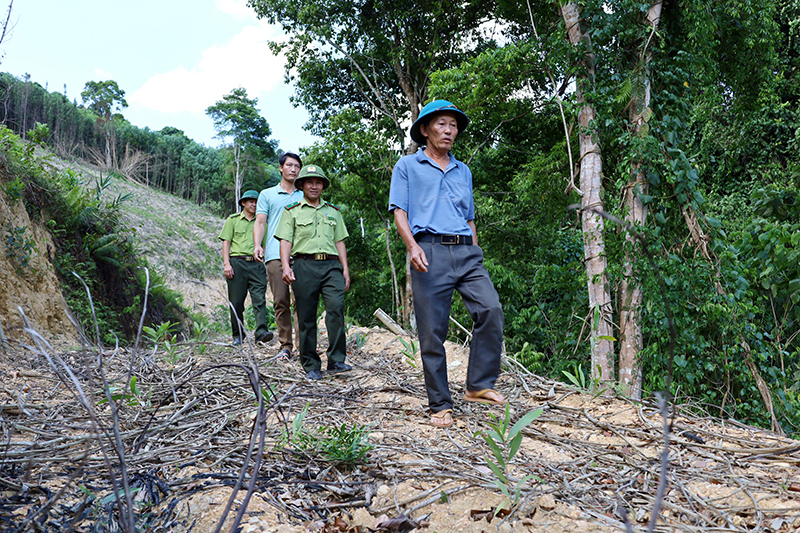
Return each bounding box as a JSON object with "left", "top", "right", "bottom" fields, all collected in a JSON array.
[
  {"left": 430, "top": 409, "right": 453, "bottom": 428},
  {"left": 464, "top": 389, "right": 507, "bottom": 406}
]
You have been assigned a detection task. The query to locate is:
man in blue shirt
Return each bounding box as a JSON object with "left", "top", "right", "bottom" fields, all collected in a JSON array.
[
  {"left": 254, "top": 152, "right": 304, "bottom": 359},
  {"left": 389, "top": 100, "right": 506, "bottom": 429}
]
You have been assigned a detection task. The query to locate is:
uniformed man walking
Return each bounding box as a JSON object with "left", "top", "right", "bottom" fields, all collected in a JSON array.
[
  {"left": 219, "top": 190, "right": 274, "bottom": 346},
  {"left": 274, "top": 165, "right": 350, "bottom": 380}
]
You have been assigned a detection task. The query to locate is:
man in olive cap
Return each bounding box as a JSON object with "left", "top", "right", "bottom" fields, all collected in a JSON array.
[
  {"left": 219, "top": 190, "right": 274, "bottom": 346},
  {"left": 275, "top": 165, "right": 350, "bottom": 380}
]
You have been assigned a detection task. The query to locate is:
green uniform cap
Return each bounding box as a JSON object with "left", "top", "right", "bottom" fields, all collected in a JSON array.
[
  {"left": 239, "top": 189, "right": 260, "bottom": 205},
  {"left": 295, "top": 165, "right": 330, "bottom": 190}
]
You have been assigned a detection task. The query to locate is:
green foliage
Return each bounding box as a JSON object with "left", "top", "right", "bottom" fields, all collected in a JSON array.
[
  {"left": 191, "top": 321, "right": 210, "bottom": 355},
  {"left": 348, "top": 330, "right": 367, "bottom": 352},
  {"left": 478, "top": 405, "right": 542, "bottom": 512},
  {"left": 4, "top": 223, "right": 37, "bottom": 276},
  {"left": 249, "top": 0, "right": 495, "bottom": 147},
  {"left": 99, "top": 375, "right": 147, "bottom": 407},
  {"left": 397, "top": 337, "right": 418, "bottom": 368},
  {"left": 81, "top": 80, "right": 128, "bottom": 119},
  {"left": 562, "top": 364, "right": 590, "bottom": 391},
  {"left": 142, "top": 321, "right": 181, "bottom": 362},
  {"left": 0, "top": 125, "right": 190, "bottom": 344},
  {"left": 0, "top": 72, "right": 253, "bottom": 214},
  {"left": 278, "top": 403, "right": 374, "bottom": 466},
  {"left": 205, "top": 87, "right": 276, "bottom": 157},
  {"left": 1, "top": 176, "right": 25, "bottom": 202}
]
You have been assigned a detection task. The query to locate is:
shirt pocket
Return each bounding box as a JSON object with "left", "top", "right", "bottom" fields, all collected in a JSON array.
[
  {"left": 323, "top": 217, "right": 337, "bottom": 239},
  {"left": 446, "top": 176, "right": 471, "bottom": 216},
  {"left": 234, "top": 227, "right": 249, "bottom": 242},
  {"left": 296, "top": 219, "right": 315, "bottom": 241}
]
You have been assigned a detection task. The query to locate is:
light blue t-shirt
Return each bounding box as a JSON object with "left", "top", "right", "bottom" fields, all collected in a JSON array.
[
  {"left": 256, "top": 183, "right": 304, "bottom": 262},
  {"left": 388, "top": 149, "right": 474, "bottom": 236}
]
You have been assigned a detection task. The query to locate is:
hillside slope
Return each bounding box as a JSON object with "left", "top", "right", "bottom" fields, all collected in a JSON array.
[
  {"left": 0, "top": 152, "right": 76, "bottom": 345},
  {"left": 59, "top": 157, "right": 228, "bottom": 316},
  {"left": 2, "top": 153, "right": 800, "bottom": 532}
]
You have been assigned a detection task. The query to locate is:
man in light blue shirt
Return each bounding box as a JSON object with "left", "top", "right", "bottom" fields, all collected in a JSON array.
[
  {"left": 254, "top": 152, "right": 304, "bottom": 358},
  {"left": 389, "top": 100, "right": 506, "bottom": 429}
]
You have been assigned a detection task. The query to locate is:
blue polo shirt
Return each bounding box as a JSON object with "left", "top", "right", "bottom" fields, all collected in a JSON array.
[
  {"left": 256, "top": 183, "right": 304, "bottom": 262},
  {"left": 388, "top": 149, "right": 474, "bottom": 236}
]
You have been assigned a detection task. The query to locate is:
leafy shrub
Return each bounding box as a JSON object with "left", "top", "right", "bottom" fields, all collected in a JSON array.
[{"left": 0, "top": 125, "right": 190, "bottom": 343}]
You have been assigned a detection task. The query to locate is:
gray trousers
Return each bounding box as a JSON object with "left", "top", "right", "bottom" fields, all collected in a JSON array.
[{"left": 411, "top": 242, "right": 504, "bottom": 412}]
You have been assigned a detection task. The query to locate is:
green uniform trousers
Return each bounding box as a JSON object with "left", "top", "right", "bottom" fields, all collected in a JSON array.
[
  {"left": 292, "top": 257, "right": 347, "bottom": 372},
  {"left": 226, "top": 256, "right": 270, "bottom": 341}
]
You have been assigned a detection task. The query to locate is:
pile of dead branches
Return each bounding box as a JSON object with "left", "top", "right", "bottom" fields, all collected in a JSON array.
[{"left": 3, "top": 316, "right": 800, "bottom": 532}]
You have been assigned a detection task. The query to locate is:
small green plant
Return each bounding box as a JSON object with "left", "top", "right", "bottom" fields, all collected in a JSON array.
[
  {"left": 478, "top": 404, "right": 542, "bottom": 513},
  {"left": 349, "top": 331, "right": 367, "bottom": 352},
  {"left": 99, "top": 375, "right": 147, "bottom": 407},
  {"left": 562, "top": 363, "right": 589, "bottom": 389},
  {"left": 397, "top": 337, "right": 418, "bottom": 368},
  {"left": 278, "top": 402, "right": 374, "bottom": 466},
  {"left": 513, "top": 342, "right": 546, "bottom": 373},
  {"left": 143, "top": 321, "right": 181, "bottom": 363},
  {"left": 562, "top": 363, "right": 607, "bottom": 396},
  {"left": 5, "top": 223, "right": 37, "bottom": 276},
  {"left": 27, "top": 122, "right": 50, "bottom": 147},
  {"left": 1, "top": 176, "right": 25, "bottom": 202},
  {"left": 317, "top": 422, "right": 374, "bottom": 464},
  {"left": 192, "top": 322, "right": 210, "bottom": 355},
  {"left": 208, "top": 304, "right": 231, "bottom": 334}
]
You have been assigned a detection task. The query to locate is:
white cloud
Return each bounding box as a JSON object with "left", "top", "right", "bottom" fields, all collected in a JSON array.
[
  {"left": 130, "top": 23, "right": 285, "bottom": 115},
  {"left": 214, "top": 0, "right": 257, "bottom": 20},
  {"left": 93, "top": 68, "right": 115, "bottom": 81}
]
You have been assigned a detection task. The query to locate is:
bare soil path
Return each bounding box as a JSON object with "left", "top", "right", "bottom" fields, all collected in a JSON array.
[{"left": 2, "top": 324, "right": 800, "bottom": 533}]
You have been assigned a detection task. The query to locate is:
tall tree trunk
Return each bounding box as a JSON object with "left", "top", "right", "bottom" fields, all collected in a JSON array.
[
  {"left": 384, "top": 220, "right": 402, "bottom": 320},
  {"left": 105, "top": 130, "right": 112, "bottom": 170},
  {"left": 234, "top": 143, "right": 242, "bottom": 211},
  {"left": 561, "top": 1, "right": 615, "bottom": 387},
  {"left": 619, "top": 0, "right": 663, "bottom": 400}
]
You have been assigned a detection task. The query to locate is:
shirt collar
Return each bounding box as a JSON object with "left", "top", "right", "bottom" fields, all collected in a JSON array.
[
  {"left": 299, "top": 197, "right": 325, "bottom": 209},
  {"left": 414, "top": 147, "right": 460, "bottom": 169}
]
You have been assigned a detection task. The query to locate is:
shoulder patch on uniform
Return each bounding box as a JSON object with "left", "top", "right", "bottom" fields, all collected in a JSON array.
[
  {"left": 228, "top": 212, "right": 240, "bottom": 218},
  {"left": 325, "top": 201, "right": 341, "bottom": 211},
  {"left": 285, "top": 201, "right": 301, "bottom": 210}
]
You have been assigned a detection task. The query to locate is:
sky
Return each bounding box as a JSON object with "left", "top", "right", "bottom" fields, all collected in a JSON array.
[{"left": 0, "top": 0, "right": 318, "bottom": 151}]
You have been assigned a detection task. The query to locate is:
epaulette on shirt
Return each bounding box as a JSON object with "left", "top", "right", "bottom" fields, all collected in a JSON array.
[
  {"left": 228, "top": 212, "right": 240, "bottom": 218},
  {"left": 325, "top": 201, "right": 341, "bottom": 211},
  {"left": 285, "top": 201, "right": 301, "bottom": 210}
]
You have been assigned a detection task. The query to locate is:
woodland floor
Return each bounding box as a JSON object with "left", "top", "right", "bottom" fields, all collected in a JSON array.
[
  {"left": 3, "top": 322, "right": 800, "bottom": 533},
  {"left": 3, "top": 158, "right": 800, "bottom": 532}
]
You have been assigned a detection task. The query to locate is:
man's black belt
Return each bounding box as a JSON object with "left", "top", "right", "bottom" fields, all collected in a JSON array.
[
  {"left": 231, "top": 255, "right": 255, "bottom": 261},
  {"left": 294, "top": 253, "right": 339, "bottom": 261},
  {"left": 414, "top": 232, "right": 473, "bottom": 245}
]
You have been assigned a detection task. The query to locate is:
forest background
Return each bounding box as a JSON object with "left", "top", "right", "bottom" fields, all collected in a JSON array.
[{"left": 2, "top": 0, "right": 800, "bottom": 438}]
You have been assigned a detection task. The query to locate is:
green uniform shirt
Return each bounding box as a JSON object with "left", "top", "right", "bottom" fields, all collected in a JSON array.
[
  {"left": 274, "top": 198, "right": 349, "bottom": 255},
  {"left": 218, "top": 212, "right": 265, "bottom": 256}
]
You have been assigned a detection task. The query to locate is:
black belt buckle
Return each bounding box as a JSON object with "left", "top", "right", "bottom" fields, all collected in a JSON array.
[
  {"left": 441, "top": 235, "right": 460, "bottom": 245},
  {"left": 314, "top": 253, "right": 326, "bottom": 260}
]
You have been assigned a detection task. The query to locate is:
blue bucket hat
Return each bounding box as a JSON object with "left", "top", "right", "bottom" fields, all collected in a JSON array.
[{"left": 410, "top": 100, "right": 470, "bottom": 145}]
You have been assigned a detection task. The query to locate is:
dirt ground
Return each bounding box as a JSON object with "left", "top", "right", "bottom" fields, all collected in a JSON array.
[
  {"left": 3, "top": 155, "right": 800, "bottom": 532},
  {"left": 3, "top": 322, "right": 800, "bottom": 533}
]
